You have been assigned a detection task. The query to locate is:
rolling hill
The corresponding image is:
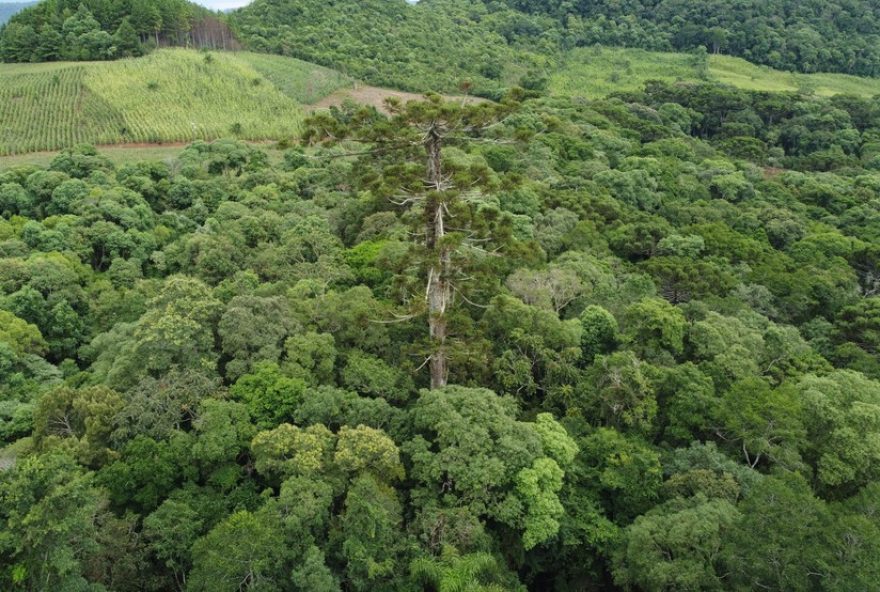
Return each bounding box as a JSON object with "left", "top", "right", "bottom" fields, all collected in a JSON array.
[
  {"left": 0, "top": 48, "right": 351, "bottom": 155},
  {"left": 229, "top": 0, "right": 533, "bottom": 95},
  {"left": 5, "top": 43, "right": 880, "bottom": 158},
  {"left": 493, "top": 0, "right": 880, "bottom": 78},
  {"left": 551, "top": 46, "right": 880, "bottom": 99}
]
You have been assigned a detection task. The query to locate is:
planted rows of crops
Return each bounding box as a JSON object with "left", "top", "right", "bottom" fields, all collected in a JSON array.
[
  {"left": 0, "top": 67, "right": 126, "bottom": 155},
  {"left": 0, "top": 50, "right": 311, "bottom": 155},
  {"left": 87, "top": 50, "right": 306, "bottom": 144}
]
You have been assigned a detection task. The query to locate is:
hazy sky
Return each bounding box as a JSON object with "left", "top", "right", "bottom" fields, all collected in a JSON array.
[
  {"left": 193, "top": 0, "right": 254, "bottom": 8},
  {"left": 0, "top": 0, "right": 254, "bottom": 7}
]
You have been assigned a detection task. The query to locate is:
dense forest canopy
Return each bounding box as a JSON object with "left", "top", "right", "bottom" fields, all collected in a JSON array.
[
  {"left": 2, "top": 76, "right": 880, "bottom": 589},
  {"left": 500, "top": 0, "right": 880, "bottom": 76},
  {"left": 8, "top": 0, "right": 880, "bottom": 79},
  {"left": 229, "top": 0, "right": 880, "bottom": 96},
  {"left": 3, "top": 0, "right": 880, "bottom": 589},
  {"left": 230, "top": 0, "right": 549, "bottom": 95},
  {"left": 0, "top": 0, "right": 236, "bottom": 62}
]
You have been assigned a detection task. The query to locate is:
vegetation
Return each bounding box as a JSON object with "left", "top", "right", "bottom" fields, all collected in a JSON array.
[
  {"left": 499, "top": 0, "right": 880, "bottom": 76},
  {"left": 3, "top": 77, "right": 880, "bottom": 589},
  {"left": 230, "top": 0, "right": 880, "bottom": 98},
  {"left": 10, "top": 0, "right": 880, "bottom": 85},
  {"left": 0, "top": 0, "right": 235, "bottom": 63},
  {"left": 231, "top": 0, "right": 550, "bottom": 95},
  {"left": 0, "top": 2, "right": 36, "bottom": 27},
  {"left": 0, "top": 49, "right": 350, "bottom": 155},
  {"left": 6, "top": 40, "right": 880, "bottom": 158},
  {"left": 0, "top": 143, "right": 282, "bottom": 170},
  {"left": 551, "top": 46, "right": 880, "bottom": 99},
  {"left": 4, "top": 0, "right": 880, "bottom": 590}
]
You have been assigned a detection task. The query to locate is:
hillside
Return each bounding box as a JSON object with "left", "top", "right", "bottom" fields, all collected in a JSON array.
[
  {"left": 0, "top": 49, "right": 351, "bottom": 155},
  {"left": 5, "top": 42, "right": 880, "bottom": 157},
  {"left": 231, "top": 0, "right": 880, "bottom": 95},
  {"left": 551, "top": 46, "right": 880, "bottom": 99},
  {"left": 231, "top": 0, "right": 548, "bottom": 95},
  {"left": 497, "top": 0, "right": 880, "bottom": 77}
]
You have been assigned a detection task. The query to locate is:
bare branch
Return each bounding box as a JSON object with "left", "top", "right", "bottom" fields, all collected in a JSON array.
[{"left": 452, "top": 284, "right": 490, "bottom": 309}]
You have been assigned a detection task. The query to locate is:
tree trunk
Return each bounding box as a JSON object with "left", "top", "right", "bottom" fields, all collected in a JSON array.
[{"left": 425, "top": 127, "right": 450, "bottom": 389}]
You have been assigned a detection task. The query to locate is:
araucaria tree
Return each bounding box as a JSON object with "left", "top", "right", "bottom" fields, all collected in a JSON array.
[{"left": 305, "top": 93, "right": 522, "bottom": 388}]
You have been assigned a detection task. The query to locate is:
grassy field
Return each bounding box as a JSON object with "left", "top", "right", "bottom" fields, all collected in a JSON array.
[
  {"left": 551, "top": 47, "right": 880, "bottom": 98},
  {"left": 0, "top": 49, "right": 353, "bottom": 156}
]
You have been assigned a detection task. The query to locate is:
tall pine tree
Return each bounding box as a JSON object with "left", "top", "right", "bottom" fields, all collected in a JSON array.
[{"left": 305, "top": 93, "right": 524, "bottom": 388}]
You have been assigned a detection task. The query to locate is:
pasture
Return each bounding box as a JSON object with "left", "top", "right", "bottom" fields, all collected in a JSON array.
[{"left": 551, "top": 47, "right": 880, "bottom": 99}]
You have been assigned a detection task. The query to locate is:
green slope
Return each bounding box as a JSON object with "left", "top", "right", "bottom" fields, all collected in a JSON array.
[
  {"left": 236, "top": 52, "right": 352, "bottom": 105},
  {"left": 231, "top": 0, "right": 529, "bottom": 95},
  {"left": 4, "top": 43, "right": 880, "bottom": 157},
  {"left": 550, "top": 47, "right": 880, "bottom": 99},
  {"left": 0, "top": 49, "right": 352, "bottom": 155}
]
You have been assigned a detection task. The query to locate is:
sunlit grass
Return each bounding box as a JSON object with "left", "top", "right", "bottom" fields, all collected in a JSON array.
[
  {"left": 551, "top": 47, "right": 880, "bottom": 98},
  {"left": 0, "top": 49, "right": 321, "bottom": 155}
]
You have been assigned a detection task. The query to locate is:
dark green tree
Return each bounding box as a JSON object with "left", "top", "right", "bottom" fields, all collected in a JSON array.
[{"left": 305, "top": 93, "right": 523, "bottom": 388}]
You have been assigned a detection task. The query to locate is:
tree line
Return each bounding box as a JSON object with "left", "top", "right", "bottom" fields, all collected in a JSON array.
[
  {"left": 8, "top": 0, "right": 880, "bottom": 82},
  {"left": 496, "top": 0, "right": 880, "bottom": 76},
  {"left": 231, "top": 0, "right": 880, "bottom": 98},
  {"left": 0, "top": 0, "right": 238, "bottom": 63}
]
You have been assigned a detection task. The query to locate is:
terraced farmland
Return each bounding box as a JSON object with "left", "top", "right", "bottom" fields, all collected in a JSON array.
[{"left": 0, "top": 49, "right": 353, "bottom": 155}]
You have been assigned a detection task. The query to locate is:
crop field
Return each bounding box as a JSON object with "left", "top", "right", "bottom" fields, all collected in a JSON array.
[
  {"left": 4, "top": 45, "right": 880, "bottom": 157},
  {"left": 0, "top": 66, "right": 128, "bottom": 154},
  {"left": 551, "top": 47, "right": 880, "bottom": 99},
  {"left": 0, "top": 49, "right": 350, "bottom": 155}
]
